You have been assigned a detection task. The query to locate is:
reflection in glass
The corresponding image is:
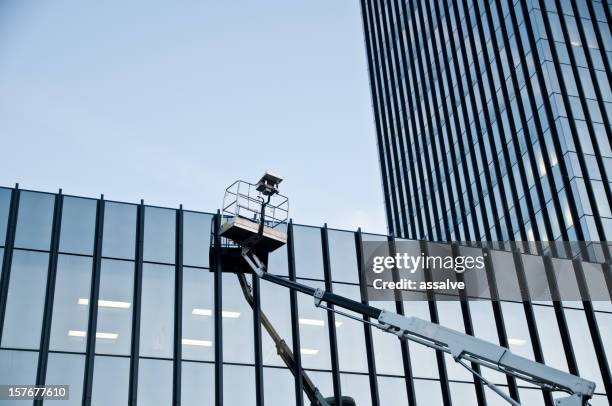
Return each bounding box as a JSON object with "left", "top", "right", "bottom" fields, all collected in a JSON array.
[
  {"left": 266, "top": 244, "right": 288, "bottom": 276},
  {"left": 261, "top": 278, "right": 292, "bottom": 366},
  {"left": 328, "top": 230, "right": 359, "bottom": 283},
  {"left": 377, "top": 375, "right": 409, "bottom": 406},
  {"left": 59, "top": 197, "right": 96, "bottom": 255},
  {"left": 137, "top": 358, "right": 173, "bottom": 406},
  {"left": 181, "top": 361, "right": 214, "bottom": 405},
  {"left": 595, "top": 312, "right": 611, "bottom": 368},
  {"left": 264, "top": 367, "right": 294, "bottom": 405},
  {"left": 533, "top": 305, "right": 568, "bottom": 372},
  {"left": 414, "top": 379, "right": 444, "bottom": 405},
  {"left": 182, "top": 267, "right": 214, "bottom": 361},
  {"left": 91, "top": 356, "right": 129, "bottom": 406},
  {"left": 95, "top": 259, "right": 134, "bottom": 355},
  {"left": 297, "top": 279, "right": 331, "bottom": 370},
  {"left": 501, "top": 302, "right": 535, "bottom": 360},
  {"left": 340, "top": 373, "right": 371, "bottom": 406},
  {"left": 333, "top": 283, "right": 368, "bottom": 373},
  {"left": 293, "top": 226, "right": 324, "bottom": 280},
  {"left": 0, "top": 349, "right": 37, "bottom": 406},
  {"left": 1, "top": 250, "right": 48, "bottom": 349},
  {"left": 222, "top": 274, "right": 253, "bottom": 364},
  {"left": 44, "top": 353, "right": 85, "bottom": 406},
  {"left": 50, "top": 255, "right": 92, "bottom": 353},
  {"left": 304, "top": 370, "right": 333, "bottom": 400},
  {"left": 437, "top": 301, "right": 473, "bottom": 382},
  {"left": 403, "top": 301, "right": 439, "bottom": 379},
  {"left": 450, "top": 381, "right": 477, "bottom": 404},
  {"left": 0, "top": 188, "right": 11, "bottom": 246},
  {"left": 102, "top": 202, "right": 136, "bottom": 260},
  {"left": 14, "top": 191, "right": 55, "bottom": 251},
  {"left": 143, "top": 207, "right": 175, "bottom": 264},
  {"left": 183, "top": 211, "right": 212, "bottom": 268},
  {"left": 223, "top": 364, "right": 255, "bottom": 406},
  {"left": 564, "top": 308, "right": 604, "bottom": 391},
  {"left": 469, "top": 301, "right": 506, "bottom": 384},
  {"left": 370, "top": 301, "right": 404, "bottom": 376},
  {"left": 140, "top": 263, "right": 174, "bottom": 358}
]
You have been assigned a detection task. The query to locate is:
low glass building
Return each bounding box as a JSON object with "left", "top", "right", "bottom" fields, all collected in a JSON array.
[{"left": 0, "top": 186, "right": 610, "bottom": 405}]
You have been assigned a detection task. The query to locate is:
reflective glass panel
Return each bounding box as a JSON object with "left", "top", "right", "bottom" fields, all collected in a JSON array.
[
  {"left": 2, "top": 250, "right": 48, "bottom": 349},
  {"left": 377, "top": 376, "right": 409, "bottom": 406},
  {"left": 222, "top": 273, "right": 253, "bottom": 364},
  {"left": 0, "top": 188, "right": 11, "bottom": 246},
  {"left": 414, "top": 379, "right": 444, "bottom": 406},
  {"left": 297, "top": 279, "right": 331, "bottom": 370},
  {"left": 370, "top": 301, "right": 404, "bottom": 376},
  {"left": 14, "top": 191, "right": 55, "bottom": 251},
  {"left": 266, "top": 243, "right": 288, "bottom": 276},
  {"left": 564, "top": 308, "right": 604, "bottom": 391},
  {"left": 143, "top": 207, "right": 175, "bottom": 264},
  {"left": 183, "top": 211, "right": 212, "bottom": 268},
  {"left": 59, "top": 197, "right": 96, "bottom": 255},
  {"left": 450, "top": 382, "right": 477, "bottom": 404},
  {"left": 469, "top": 301, "right": 506, "bottom": 384},
  {"left": 595, "top": 312, "right": 611, "bottom": 367},
  {"left": 43, "top": 353, "right": 85, "bottom": 406},
  {"left": 328, "top": 230, "right": 359, "bottom": 283},
  {"left": 140, "top": 263, "right": 174, "bottom": 358},
  {"left": 532, "top": 305, "right": 568, "bottom": 372},
  {"left": 333, "top": 283, "right": 368, "bottom": 373},
  {"left": 182, "top": 267, "right": 214, "bottom": 361},
  {"left": 49, "top": 255, "right": 92, "bottom": 353},
  {"left": 0, "top": 248, "right": 3, "bottom": 281},
  {"left": 91, "top": 356, "right": 130, "bottom": 406},
  {"left": 137, "top": 358, "right": 173, "bottom": 406},
  {"left": 403, "top": 301, "right": 439, "bottom": 378},
  {"left": 501, "top": 302, "right": 534, "bottom": 360},
  {"left": 437, "top": 301, "right": 473, "bottom": 381},
  {"left": 293, "top": 226, "right": 324, "bottom": 280},
  {"left": 95, "top": 259, "right": 134, "bottom": 355},
  {"left": 304, "top": 370, "right": 333, "bottom": 400},
  {"left": 0, "top": 349, "right": 38, "bottom": 406},
  {"left": 102, "top": 202, "right": 136, "bottom": 260},
  {"left": 261, "top": 278, "right": 292, "bottom": 367},
  {"left": 264, "top": 367, "right": 294, "bottom": 405},
  {"left": 181, "top": 361, "right": 214, "bottom": 405},
  {"left": 223, "top": 364, "right": 255, "bottom": 406},
  {"left": 340, "top": 373, "right": 371, "bottom": 406}
]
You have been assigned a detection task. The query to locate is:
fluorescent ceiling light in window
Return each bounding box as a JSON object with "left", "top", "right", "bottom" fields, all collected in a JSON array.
[
  {"left": 67, "top": 330, "right": 118, "bottom": 340},
  {"left": 78, "top": 298, "right": 131, "bottom": 309},
  {"left": 192, "top": 308, "right": 240, "bottom": 318},
  {"left": 335, "top": 321, "right": 343, "bottom": 327},
  {"left": 508, "top": 338, "right": 526, "bottom": 346},
  {"left": 300, "top": 348, "right": 319, "bottom": 356},
  {"left": 182, "top": 338, "right": 213, "bottom": 347},
  {"left": 299, "top": 318, "right": 324, "bottom": 327}
]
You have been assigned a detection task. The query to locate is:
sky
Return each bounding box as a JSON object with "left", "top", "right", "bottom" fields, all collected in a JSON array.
[{"left": 0, "top": 0, "right": 386, "bottom": 233}]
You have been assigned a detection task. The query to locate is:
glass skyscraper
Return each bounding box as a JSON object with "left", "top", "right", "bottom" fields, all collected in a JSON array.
[{"left": 361, "top": 0, "right": 611, "bottom": 242}]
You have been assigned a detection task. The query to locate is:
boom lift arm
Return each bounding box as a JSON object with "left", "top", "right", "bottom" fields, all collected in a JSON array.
[{"left": 241, "top": 249, "right": 596, "bottom": 406}]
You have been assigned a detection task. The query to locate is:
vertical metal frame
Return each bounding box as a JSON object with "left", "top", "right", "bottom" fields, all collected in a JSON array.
[
  {"left": 82, "top": 196, "right": 105, "bottom": 406},
  {"left": 355, "top": 229, "right": 381, "bottom": 406},
  {"left": 321, "top": 224, "right": 342, "bottom": 405},
  {"left": 253, "top": 273, "right": 264, "bottom": 406},
  {"left": 213, "top": 211, "right": 223, "bottom": 406},
  {"left": 35, "top": 190, "right": 64, "bottom": 399},
  {"left": 128, "top": 201, "right": 145, "bottom": 406},
  {"left": 287, "top": 220, "right": 305, "bottom": 406},
  {"left": 172, "top": 206, "right": 183, "bottom": 406},
  {"left": 0, "top": 185, "right": 20, "bottom": 343}
]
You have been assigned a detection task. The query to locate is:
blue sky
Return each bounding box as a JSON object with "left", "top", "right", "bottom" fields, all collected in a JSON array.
[{"left": 0, "top": 0, "right": 386, "bottom": 233}]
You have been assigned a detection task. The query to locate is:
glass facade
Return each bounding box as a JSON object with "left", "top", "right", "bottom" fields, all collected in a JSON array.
[
  {"left": 0, "top": 186, "right": 609, "bottom": 405},
  {"left": 361, "top": 0, "right": 612, "bottom": 243}
]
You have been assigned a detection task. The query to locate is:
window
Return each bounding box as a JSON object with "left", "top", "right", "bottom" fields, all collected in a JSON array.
[
  {"left": 377, "top": 376, "right": 409, "bottom": 406},
  {"left": 0, "top": 349, "right": 38, "bottom": 404},
  {"left": 293, "top": 226, "right": 324, "bottom": 280},
  {"left": 297, "top": 279, "right": 331, "bottom": 370},
  {"left": 44, "top": 353, "right": 85, "bottom": 406},
  {"left": 143, "top": 207, "right": 175, "bottom": 264},
  {"left": 95, "top": 259, "right": 134, "bottom": 355},
  {"left": 183, "top": 211, "right": 212, "bottom": 268},
  {"left": 59, "top": 197, "right": 96, "bottom": 255},
  {"left": 182, "top": 267, "right": 214, "bottom": 361},
  {"left": 340, "top": 373, "right": 371, "bottom": 406},
  {"left": 328, "top": 230, "right": 359, "bottom": 283},
  {"left": 223, "top": 364, "right": 255, "bottom": 406},
  {"left": 264, "top": 367, "right": 295, "bottom": 405},
  {"left": 414, "top": 378, "right": 444, "bottom": 405},
  {"left": 450, "top": 382, "right": 478, "bottom": 404},
  {"left": 501, "top": 302, "right": 535, "bottom": 360},
  {"left": 222, "top": 273, "right": 253, "bottom": 364},
  {"left": 333, "top": 283, "right": 368, "bottom": 373},
  {"left": 102, "top": 202, "right": 136, "bottom": 260},
  {"left": 469, "top": 301, "right": 507, "bottom": 384},
  {"left": 137, "top": 358, "right": 173, "bottom": 406},
  {"left": 437, "top": 301, "right": 473, "bottom": 382},
  {"left": 260, "top": 278, "right": 292, "bottom": 367},
  {"left": 14, "top": 191, "right": 55, "bottom": 251},
  {"left": 370, "top": 301, "right": 405, "bottom": 376},
  {"left": 91, "top": 356, "right": 130, "bottom": 406},
  {"left": 140, "top": 263, "right": 174, "bottom": 358},
  {"left": 564, "top": 308, "right": 604, "bottom": 391},
  {"left": 0, "top": 188, "right": 11, "bottom": 246},
  {"left": 181, "top": 361, "right": 214, "bottom": 405},
  {"left": 532, "top": 305, "right": 568, "bottom": 371},
  {"left": 1, "top": 250, "right": 49, "bottom": 349},
  {"left": 404, "top": 300, "right": 439, "bottom": 379},
  {"left": 49, "top": 255, "right": 92, "bottom": 353}
]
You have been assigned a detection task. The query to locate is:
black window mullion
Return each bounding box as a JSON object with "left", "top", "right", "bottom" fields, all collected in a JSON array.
[
  {"left": 321, "top": 224, "right": 342, "bottom": 405},
  {"left": 35, "top": 190, "right": 64, "bottom": 400},
  {"left": 213, "top": 211, "right": 223, "bottom": 406},
  {"left": 0, "top": 184, "right": 20, "bottom": 343},
  {"left": 287, "top": 220, "right": 304, "bottom": 406},
  {"left": 253, "top": 273, "right": 264, "bottom": 406},
  {"left": 128, "top": 201, "right": 145, "bottom": 406},
  {"left": 82, "top": 196, "right": 104, "bottom": 406},
  {"left": 172, "top": 206, "right": 183, "bottom": 406}
]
